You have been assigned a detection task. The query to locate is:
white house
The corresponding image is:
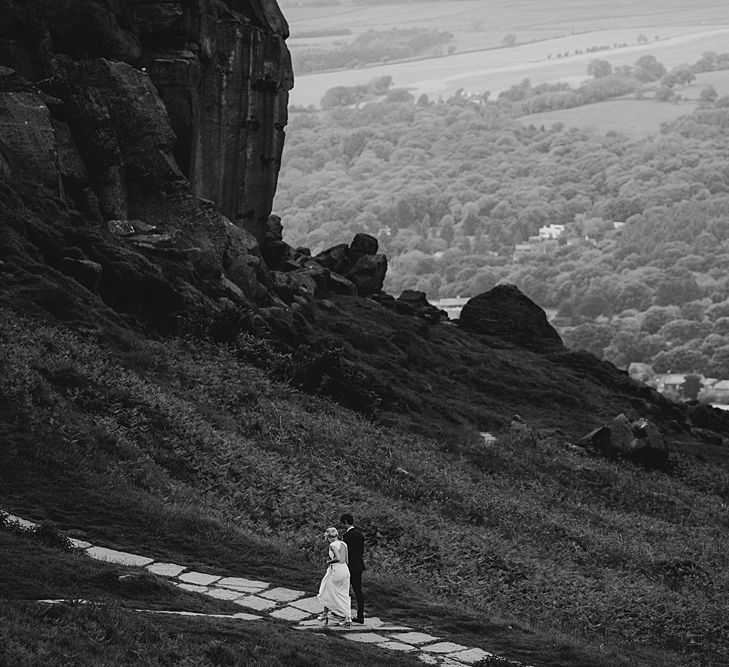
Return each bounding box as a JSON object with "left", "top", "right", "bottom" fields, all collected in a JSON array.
[{"left": 538, "top": 224, "right": 565, "bottom": 240}]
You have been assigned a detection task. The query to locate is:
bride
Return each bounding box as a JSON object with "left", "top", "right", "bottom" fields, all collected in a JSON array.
[{"left": 316, "top": 527, "right": 351, "bottom": 626}]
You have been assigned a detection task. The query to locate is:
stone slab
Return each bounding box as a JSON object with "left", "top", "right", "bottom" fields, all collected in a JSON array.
[
  {"left": 69, "top": 538, "right": 93, "bottom": 549},
  {"left": 146, "top": 562, "right": 186, "bottom": 578},
  {"left": 86, "top": 546, "right": 153, "bottom": 567},
  {"left": 289, "top": 596, "right": 324, "bottom": 614},
  {"left": 178, "top": 571, "right": 221, "bottom": 586},
  {"left": 233, "top": 595, "right": 277, "bottom": 611},
  {"left": 174, "top": 582, "right": 208, "bottom": 594},
  {"left": 450, "top": 648, "right": 494, "bottom": 664},
  {"left": 136, "top": 609, "right": 261, "bottom": 620},
  {"left": 216, "top": 577, "right": 269, "bottom": 592},
  {"left": 259, "top": 587, "right": 305, "bottom": 602},
  {"left": 344, "top": 632, "right": 391, "bottom": 644},
  {"left": 421, "top": 642, "right": 470, "bottom": 654},
  {"left": 377, "top": 641, "right": 417, "bottom": 652},
  {"left": 418, "top": 655, "right": 438, "bottom": 665},
  {"left": 233, "top": 612, "right": 264, "bottom": 621},
  {"left": 270, "top": 606, "right": 312, "bottom": 621},
  {"left": 2, "top": 513, "right": 38, "bottom": 530},
  {"left": 390, "top": 632, "right": 440, "bottom": 645},
  {"left": 204, "top": 587, "right": 244, "bottom": 601}
]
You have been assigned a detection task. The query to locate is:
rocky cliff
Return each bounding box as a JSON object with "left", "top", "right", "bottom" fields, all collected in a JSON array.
[
  {"left": 0, "top": 0, "right": 294, "bottom": 321},
  {"left": 0, "top": 0, "right": 292, "bottom": 239}
]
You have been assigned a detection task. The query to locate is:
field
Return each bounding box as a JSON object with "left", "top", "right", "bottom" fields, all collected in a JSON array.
[
  {"left": 289, "top": 26, "right": 729, "bottom": 107},
  {"left": 283, "top": 0, "right": 729, "bottom": 53},
  {"left": 283, "top": 0, "right": 729, "bottom": 108},
  {"left": 516, "top": 70, "right": 729, "bottom": 139}
]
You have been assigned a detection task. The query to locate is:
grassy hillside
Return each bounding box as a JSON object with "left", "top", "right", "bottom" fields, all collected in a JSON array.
[{"left": 2, "top": 302, "right": 728, "bottom": 666}]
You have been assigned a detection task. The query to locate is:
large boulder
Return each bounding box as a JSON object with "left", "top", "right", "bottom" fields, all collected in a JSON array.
[
  {"left": 346, "top": 254, "right": 387, "bottom": 296},
  {"left": 576, "top": 414, "right": 669, "bottom": 468},
  {"left": 458, "top": 283, "right": 563, "bottom": 352},
  {"left": 312, "top": 234, "right": 387, "bottom": 296},
  {"left": 347, "top": 232, "right": 378, "bottom": 263}
]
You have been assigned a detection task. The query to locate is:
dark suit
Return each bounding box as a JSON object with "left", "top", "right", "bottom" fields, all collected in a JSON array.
[{"left": 342, "top": 526, "right": 365, "bottom": 620}]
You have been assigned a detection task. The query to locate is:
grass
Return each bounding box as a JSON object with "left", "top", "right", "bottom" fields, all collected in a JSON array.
[
  {"left": 516, "top": 70, "right": 729, "bottom": 139},
  {"left": 0, "top": 601, "right": 421, "bottom": 667},
  {"left": 517, "top": 98, "right": 696, "bottom": 140},
  {"left": 1, "top": 305, "right": 728, "bottom": 666}
]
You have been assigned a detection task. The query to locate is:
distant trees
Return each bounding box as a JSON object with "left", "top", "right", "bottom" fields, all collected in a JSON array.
[
  {"left": 277, "top": 61, "right": 729, "bottom": 374},
  {"left": 294, "top": 28, "right": 453, "bottom": 74},
  {"left": 587, "top": 59, "right": 613, "bottom": 79},
  {"left": 700, "top": 85, "right": 719, "bottom": 103},
  {"left": 633, "top": 55, "right": 667, "bottom": 82},
  {"left": 320, "top": 76, "right": 395, "bottom": 108}
]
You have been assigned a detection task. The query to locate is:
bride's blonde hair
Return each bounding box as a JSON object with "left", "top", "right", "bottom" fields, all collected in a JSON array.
[{"left": 324, "top": 527, "right": 338, "bottom": 539}]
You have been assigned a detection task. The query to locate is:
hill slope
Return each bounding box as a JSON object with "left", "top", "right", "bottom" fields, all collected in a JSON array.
[{"left": 2, "top": 178, "right": 729, "bottom": 665}]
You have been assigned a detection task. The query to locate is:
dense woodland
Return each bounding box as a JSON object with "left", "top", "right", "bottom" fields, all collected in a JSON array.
[
  {"left": 275, "top": 53, "right": 729, "bottom": 378},
  {"left": 292, "top": 28, "right": 454, "bottom": 74}
]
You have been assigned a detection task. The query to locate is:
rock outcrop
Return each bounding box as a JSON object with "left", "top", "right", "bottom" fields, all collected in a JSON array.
[
  {"left": 0, "top": 0, "right": 293, "bottom": 322},
  {"left": 394, "top": 290, "right": 448, "bottom": 323},
  {"left": 261, "top": 229, "right": 387, "bottom": 301},
  {"left": 576, "top": 414, "right": 669, "bottom": 468},
  {"left": 458, "top": 283, "right": 564, "bottom": 352}
]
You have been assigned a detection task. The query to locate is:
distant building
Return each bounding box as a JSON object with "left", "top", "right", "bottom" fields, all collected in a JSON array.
[
  {"left": 538, "top": 224, "right": 565, "bottom": 240},
  {"left": 655, "top": 373, "right": 687, "bottom": 397},
  {"left": 711, "top": 380, "right": 729, "bottom": 402}
]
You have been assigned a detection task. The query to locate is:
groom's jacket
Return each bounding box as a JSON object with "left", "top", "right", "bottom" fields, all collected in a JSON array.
[{"left": 342, "top": 527, "right": 365, "bottom": 573}]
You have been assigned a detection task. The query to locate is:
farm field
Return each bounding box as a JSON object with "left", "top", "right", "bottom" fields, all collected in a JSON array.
[
  {"left": 517, "top": 98, "right": 697, "bottom": 140},
  {"left": 516, "top": 70, "right": 729, "bottom": 139},
  {"left": 284, "top": 0, "right": 729, "bottom": 53},
  {"left": 288, "top": 25, "right": 729, "bottom": 108}
]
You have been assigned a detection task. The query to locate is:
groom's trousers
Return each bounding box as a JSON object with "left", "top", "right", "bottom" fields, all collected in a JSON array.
[{"left": 350, "top": 570, "right": 364, "bottom": 619}]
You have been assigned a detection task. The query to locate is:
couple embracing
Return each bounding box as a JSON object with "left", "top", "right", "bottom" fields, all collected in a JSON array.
[{"left": 316, "top": 513, "right": 365, "bottom": 627}]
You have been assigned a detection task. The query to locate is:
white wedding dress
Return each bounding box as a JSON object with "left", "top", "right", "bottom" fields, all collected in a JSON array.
[{"left": 317, "top": 539, "right": 351, "bottom": 619}]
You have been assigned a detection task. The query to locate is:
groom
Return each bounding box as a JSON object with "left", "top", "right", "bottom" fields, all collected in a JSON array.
[{"left": 341, "top": 512, "right": 365, "bottom": 624}]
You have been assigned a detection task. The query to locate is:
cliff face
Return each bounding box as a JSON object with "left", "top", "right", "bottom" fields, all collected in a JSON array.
[
  {"left": 0, "top": 0, "right": 292, "bottom": 241},
  {"left": 137, "top": 0, "right": 292, "bottom": 237}
]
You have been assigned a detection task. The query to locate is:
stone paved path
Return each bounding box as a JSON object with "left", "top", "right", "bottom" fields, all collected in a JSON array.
[{"left": 2, "top": 511, "right": 535, "bottom": 666}]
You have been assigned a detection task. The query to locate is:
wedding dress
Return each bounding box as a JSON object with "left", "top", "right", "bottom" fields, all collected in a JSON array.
[{"left": 317, "top": 539, "right": 351, "bottom": 620}]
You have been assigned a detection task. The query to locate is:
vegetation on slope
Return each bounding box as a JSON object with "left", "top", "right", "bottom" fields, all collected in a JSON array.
[{"left": 2, "top": 304, "right": 728, "bottom": 666}]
